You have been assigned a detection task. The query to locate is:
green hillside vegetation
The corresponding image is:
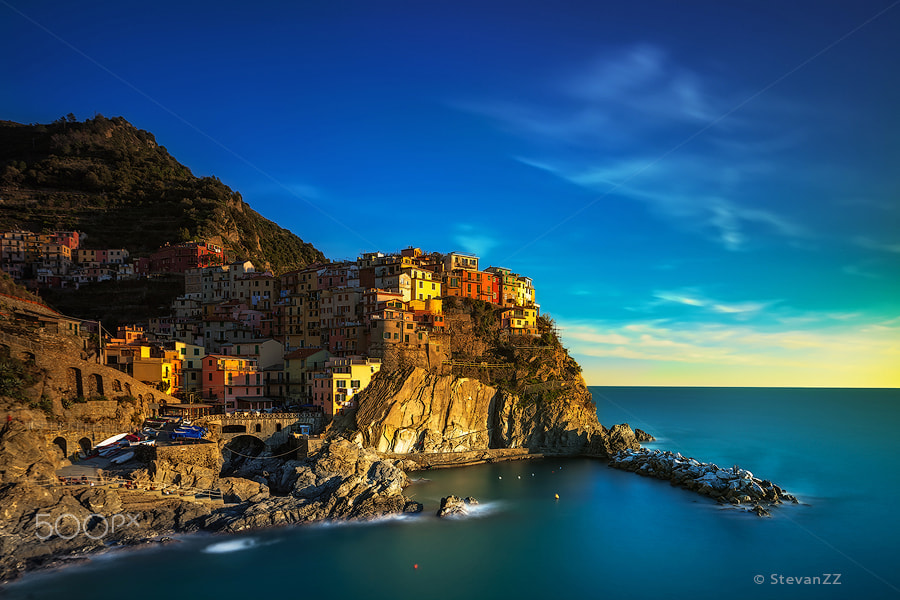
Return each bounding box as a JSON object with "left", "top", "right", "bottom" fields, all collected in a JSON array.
[{"left": 0, "top": 114, "right": 324, "bottom": 273}]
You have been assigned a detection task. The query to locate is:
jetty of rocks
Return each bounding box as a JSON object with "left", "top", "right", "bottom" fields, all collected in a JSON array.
[{"left": 608, "top": 448, "right": 798, "bottom": 516}]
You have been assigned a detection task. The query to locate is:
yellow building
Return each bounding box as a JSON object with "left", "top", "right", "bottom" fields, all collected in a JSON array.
[
  {"left": 130, "top": 347, "right": 180, "bottom": 394},
  {"left": 500, "top": 306, "right": 539, "bottom": 336},
  {"left": 405, "top": 267, "right": 442, "bottom": 301},
  {"left": 514, "top": 276, "right": 537, "bottom": 307},
  {"left": 311, "top": 356, "right": 381, "bottom": 417}
]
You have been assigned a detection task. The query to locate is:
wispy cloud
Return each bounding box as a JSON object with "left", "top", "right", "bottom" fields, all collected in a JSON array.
[
  {"left": 452, "top": 224, "right": 500, "bottom": 257},
  {"left": 461, "top": 43, "right": 815, "bottom": 250},
  {"left": 842, "top": 264, "right": 883, "bottom": 279},
  {"left": 854, "top": 236, "right": 900, "bottom": 254},
  {"left": 652, "top": 289, "right": 775, "bottom": 317}
]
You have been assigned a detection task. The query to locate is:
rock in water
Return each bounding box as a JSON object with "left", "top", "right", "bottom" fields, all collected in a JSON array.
[
  {"left": 436, "top": 495, "right": 478, "bottom": 517},
  {"left": 634, "top": 428, "right": 656, "bottom": 443}
]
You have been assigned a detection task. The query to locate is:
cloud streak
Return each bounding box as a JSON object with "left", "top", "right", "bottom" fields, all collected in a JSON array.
[{"left": 462, "top": 43, "right": 816, "bottom": 250}]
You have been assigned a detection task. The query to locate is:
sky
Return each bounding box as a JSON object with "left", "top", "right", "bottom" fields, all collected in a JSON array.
[{"left": 1, "top": 0, "right": 898, "bottom": 387}]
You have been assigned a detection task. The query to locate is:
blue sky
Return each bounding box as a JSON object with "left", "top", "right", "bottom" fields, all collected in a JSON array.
[{"left": 2, "top": 0, "right": 898, "bottom": 386}]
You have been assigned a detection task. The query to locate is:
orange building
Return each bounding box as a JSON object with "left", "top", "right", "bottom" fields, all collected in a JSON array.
[
  {"left": 202, "top": 354, "right": 264, "bottom": 413},
  {"left": 444, "top": 269, "right": 499, "bottom": 304}
]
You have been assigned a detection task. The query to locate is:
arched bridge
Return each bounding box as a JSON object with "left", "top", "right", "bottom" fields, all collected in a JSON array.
[{"left": 201, "top": 413, "right": 325, "bottom": 450}]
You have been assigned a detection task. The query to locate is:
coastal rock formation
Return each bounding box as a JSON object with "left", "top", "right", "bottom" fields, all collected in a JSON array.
[
  {"left": 0, "top": 421, "right": 60, "bottom": 483},
  {"left": 608, "top": 449, "right": 798, "bottom": 515},
  {"left": 217, "top": 477, "right": 270, "bottom": 503},
  {"left": 0, "top": 438, "right": 418, "bottom": 582},
  {"left": 354, "top": 367, "right": 639, "bottom": 457},
  {"left": 0, "top": 477, "right": 214, "bottom": 582},
  {"left": 213, "top": 439, "right": 419, "bottom": 532},
  {"left": 436, "top": 495, "right": 478, "bottom": 517},
  {"left": 634, "top": 428, "right": 655, "bottom": 443},
  {"left": 354, "top": 368, "right": 495, "bottom": 453}
]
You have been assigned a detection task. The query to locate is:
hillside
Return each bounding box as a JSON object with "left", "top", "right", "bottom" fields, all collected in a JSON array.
[{"left": 0, "top": 115, "right": 325, "bottom": 274}]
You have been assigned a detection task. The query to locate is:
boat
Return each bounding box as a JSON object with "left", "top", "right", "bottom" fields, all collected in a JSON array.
[
  {"left": 110, "top": 451, "right": 134, "bottom": 465},
  {"left": 94, "top": 433, "right": 128, "bottom": 449}
]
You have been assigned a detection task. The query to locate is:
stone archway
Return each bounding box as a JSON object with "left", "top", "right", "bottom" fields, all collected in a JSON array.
[
  {"left": 78, "top": 437, "right": 92, "bottom": 455},
  {"left": 222, "top": 424, "right": 247, "bottom": 434},
  {"left": 52, "top": 436, "right": 67, "bottom": 459},
  {"left": 112, "top": 379, "right": 122, "bottom": 393}
]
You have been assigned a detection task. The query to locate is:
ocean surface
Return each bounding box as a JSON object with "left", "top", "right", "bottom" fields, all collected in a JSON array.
[{"left": 5, "top": 387, "right": 899, "bottom": 599}]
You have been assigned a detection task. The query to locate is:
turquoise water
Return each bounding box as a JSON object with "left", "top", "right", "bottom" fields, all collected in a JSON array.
[{"left": 5, "top": 387, "right": 899, "bottom": 599}]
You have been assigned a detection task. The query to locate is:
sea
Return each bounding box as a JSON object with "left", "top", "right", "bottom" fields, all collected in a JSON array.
[{"left": 5, "top": 387, "right": 899, "bottom": 600}]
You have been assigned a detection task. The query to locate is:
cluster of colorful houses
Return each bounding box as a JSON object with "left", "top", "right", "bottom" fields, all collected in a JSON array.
[
  {"left": 0, "top": 230, "right": 224, "bottom": 287},
  {"left": 1, "top": 232, "right": 541, "bottom": 420}
]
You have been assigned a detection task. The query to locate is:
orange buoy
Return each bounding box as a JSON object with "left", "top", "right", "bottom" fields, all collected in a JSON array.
[{"left": 414, "top": 564, "right": 419, "bottom": 570}]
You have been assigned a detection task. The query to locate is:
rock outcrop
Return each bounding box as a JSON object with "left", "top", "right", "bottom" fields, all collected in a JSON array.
[
  {"left": 0, "top": 421, "right": 60, "bottom": 483},
  {"left": 436, "top": 495, "right": 478, "bottom": 517},
  {"left": 354, "top": 368, "right": 496, "bottom": 453},
  {"left": 608, "top": 449, "right": 799, "bottom": 516},
  {"left": 634, "top": 428, "right": 655, "bottom": 442},
  {"left": 354, "top": 367, "right": 639, "bottom": 457},
  {"left": 212, "top": 439, "right": 420, "bottom": 532}
]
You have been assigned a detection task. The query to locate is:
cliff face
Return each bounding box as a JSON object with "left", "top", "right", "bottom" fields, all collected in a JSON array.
[
  {"left": 354, "top": 366, "right": 639, "bottom": 457},
  {"left": 354, "top": 368, "right": 497, "bottom": 453}
]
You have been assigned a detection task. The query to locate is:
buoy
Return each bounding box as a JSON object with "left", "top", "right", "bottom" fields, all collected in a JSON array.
[
  {"left": 498, "top": 476, "right": 502, "bottom": 480},
  {"left": 554, "top": 493, "right": 559, "bottom": 500},
  {"left": 532, "top": 473, "right": 535, "bottom": 476},
  {"left": 517, "top": 476, "right": 521, "bottom": 479},
  {"left": 414, "top": 564, "right": 418, "bottom": 570}
]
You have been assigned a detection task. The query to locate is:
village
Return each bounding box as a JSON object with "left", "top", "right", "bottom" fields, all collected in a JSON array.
[{"left": 0, "top": 231, "right": 540, "bottom": 420}]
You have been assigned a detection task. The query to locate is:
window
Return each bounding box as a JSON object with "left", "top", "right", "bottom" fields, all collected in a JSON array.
[
  {"left": 336, "top": 380, "right": 346, "bottom": 388},
  {"left": 208, "top": 373, "right": 213, "bottom": 381},
  {"left": 383, "top": 333, "right": 391, "bottom": 340},
  {"left": 351, "top": 380, "right": 360, "bottom": 388},
  {"left": 191, "top": 372, "right": 196, "bottom": 380}
]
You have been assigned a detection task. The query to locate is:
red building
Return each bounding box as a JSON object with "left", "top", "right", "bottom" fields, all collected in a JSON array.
[{"left": 149, "top": 241, "right": 225, "bottom": 274}]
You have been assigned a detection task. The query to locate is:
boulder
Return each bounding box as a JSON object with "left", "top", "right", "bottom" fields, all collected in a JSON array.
[
  {"left": 436, "top": 495, "right": 477, "bottom": 517},
  {"left": 217, "top": 477, "right": 270, "bottom": 503},
  {"left": 634, "top": 428, "right": 656, "bottom": 443}
]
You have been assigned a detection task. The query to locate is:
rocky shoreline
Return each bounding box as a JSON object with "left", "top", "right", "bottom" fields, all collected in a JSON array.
[{"left": 608, "top": 448, "right": 799, "bottom": 516}]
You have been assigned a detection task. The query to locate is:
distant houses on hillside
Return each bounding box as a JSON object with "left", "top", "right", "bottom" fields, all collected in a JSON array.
[
  {"left": 0, "top": 230, "right": 225, "bottom": 288},
  {"left": 1, "top": 232, "right": 541, "bottom": 419}
]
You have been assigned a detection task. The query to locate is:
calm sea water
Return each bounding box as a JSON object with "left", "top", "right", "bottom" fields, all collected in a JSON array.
[{"left": 6, "top": 387, "right": 899, "bottom": 599}]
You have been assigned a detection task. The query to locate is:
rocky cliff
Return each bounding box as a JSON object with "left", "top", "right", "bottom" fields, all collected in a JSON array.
[
  {"left": 350, "top": 299, "right": 640, "bottom": 458},
  {"left": 353, "top": 364, "right": 639, "bottom": 457}
]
